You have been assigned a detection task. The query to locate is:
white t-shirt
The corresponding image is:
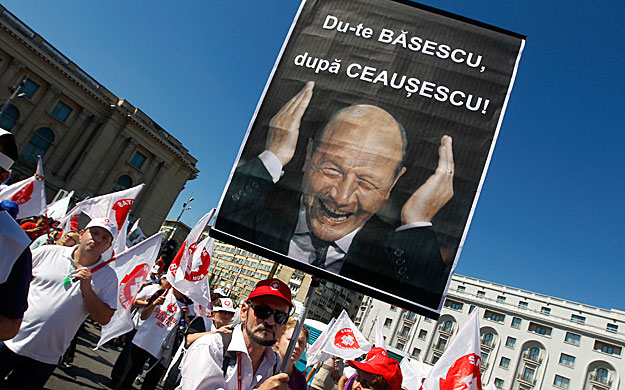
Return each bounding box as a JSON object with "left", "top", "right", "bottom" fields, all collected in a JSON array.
[
  {"left": 5, "top": 245, "right": 117, "bottom": 364},
  {"left": 132, "top": 289, "right": 194, "bottom": 359},
  {"left": 132, "top": 283, "right": 160, "bottom": 329}
]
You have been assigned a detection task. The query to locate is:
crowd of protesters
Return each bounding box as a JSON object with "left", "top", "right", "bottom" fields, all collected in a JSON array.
[{"left": 1, "top": 129, "right": 404, "bottom": 390}]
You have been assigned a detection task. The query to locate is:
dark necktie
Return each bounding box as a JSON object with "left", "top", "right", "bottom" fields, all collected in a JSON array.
[{"left": 310, "top": 235, "right": 331, "bottom": 269}]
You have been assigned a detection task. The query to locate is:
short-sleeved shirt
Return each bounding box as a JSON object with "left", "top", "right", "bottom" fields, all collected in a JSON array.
[
  {"left": 288, "top": 367, "right": 307, "bottom": 390},
  {"left": 178, "top": 324, "right": 281, "bottom": 390},
  {"left": 5, "top": 245, "right": 118, "bottom": 364},
  {"left": 0, "top": 248, "right": 32, "bottom": 319},
  {"left": 310, "top": 358, "right": 344, "bottom": 390}
]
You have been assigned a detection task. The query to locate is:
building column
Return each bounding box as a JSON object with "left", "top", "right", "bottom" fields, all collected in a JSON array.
[
  {"left": 133, "top": 157, "right": 164, "bottom": 215},
  {"left": 47, "top": 108, "right": 92, "bottom": 173},
  {"left": 14, "top": 85, "right": 60, "bottom": 146},
  {"left": 96, "top": 136, "right": 137, "bottom": 194},
  {"left": 0, "top": 58, "right": 24, "bottom": 94},
  {"left": 57, "top": 114, "right": 102, "bottom": 179}
]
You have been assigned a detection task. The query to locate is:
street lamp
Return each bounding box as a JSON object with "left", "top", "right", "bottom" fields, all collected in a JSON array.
[
  {"left": 0, "top": 77, "right": 28, "bottom": 119},
  {"left": 176, "top": 196, "right": 194, "bottom": 221}
]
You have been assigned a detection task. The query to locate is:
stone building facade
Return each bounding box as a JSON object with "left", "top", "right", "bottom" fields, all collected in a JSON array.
[
  {"left": 355, "top": 274, "right": 625, "bottom": 390},
  {"left": 0, "top": 5, "right": 198, "bottom": 234}
]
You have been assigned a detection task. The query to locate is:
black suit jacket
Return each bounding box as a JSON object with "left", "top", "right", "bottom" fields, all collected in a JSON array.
[{"left": 217, "top": 158, "right": 451, "bottom": 309}]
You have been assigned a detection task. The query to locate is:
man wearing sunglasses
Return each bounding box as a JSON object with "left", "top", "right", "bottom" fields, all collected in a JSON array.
[{"left": 178, "top": 278, "right": 293, "bottom": 390}]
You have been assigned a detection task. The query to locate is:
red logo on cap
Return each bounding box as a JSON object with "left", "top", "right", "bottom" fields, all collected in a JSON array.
[
  {"left": 112, "top": 199, "right": 133, "bottom": 230},
  {"left": 118, "top": 263, "right": 151, "bottom": 310},
  {"left": 11, "top": 181, "right": 33, "bottom": 205},
  {"left": 224, "top": 300, "right": 231, "bottom": 306},
  {"left": 334, "top": 328, "right": 360, "bottom": 350},
  {"left": 439, "top": 353, "right": 482, "bottom": 390}
]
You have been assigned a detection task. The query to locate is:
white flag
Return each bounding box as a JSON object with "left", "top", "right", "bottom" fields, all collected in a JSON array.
[
  {"left": 77, "top": 184, "right": 144, "bottom": 235},
  {"left": 0, "top": 211, "right": 31, "bottom": 283},
  {"left": 46, "top": 191, "right": 73, "bottom": 221},
  {"left": 57, "top": 204, "right": 82, "bottom": 234},
  {"left": 375, "top": 317, "right": 387, "bottom": 349},
  {"left": 422, "top": 310, "right": 482, "bottom": 390},
  {"left": 166, "top": 210, "right": 215, "bottom": 307},
  {"left": 306, "top": 317, "right": 336, "bottom": 368},
  {"left": 400, "top": 358, "right": 430, "bottom": 390},
  {"left": 0, "top": 156, "right": 46, "bottom": 219},
  {"left": 321, "top": 310, "right": 371, "bottom": 361},
  {"left": 96, "top": 233, "right": 163, "bottom": 348}
]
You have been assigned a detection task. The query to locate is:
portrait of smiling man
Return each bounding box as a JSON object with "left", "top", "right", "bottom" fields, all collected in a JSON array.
[{"left": 217, "top": 81, "right": 455, "bottom": 310}]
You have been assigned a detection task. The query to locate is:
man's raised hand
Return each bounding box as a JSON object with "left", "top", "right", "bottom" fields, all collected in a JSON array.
[
  {"left": 266, "top": 81, "right": 314, "bottom": 167},
  {"left": 401, "top": 135, "right": 454, "bottom": 224}
]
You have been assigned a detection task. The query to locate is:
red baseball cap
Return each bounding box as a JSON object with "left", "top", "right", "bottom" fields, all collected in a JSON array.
[
  {"left": 348, "top": 348, "right": 403, "bottom": 390},
  {"left": 247, "top": 278, "right": 293, "bottom": 308}
]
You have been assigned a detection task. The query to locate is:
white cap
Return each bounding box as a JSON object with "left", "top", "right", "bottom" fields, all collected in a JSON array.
[
  {"left": 214, "top": 298, "right": 236, "bottom": 313},
  {"left": 213, "top": 288, "right": 228, "bottom": 297},
  {"left": 85, "top": 217, "right": 117, "bottom": 239},
  {"left": 0, "top": 128, "right": 15, "bottom": 171}
]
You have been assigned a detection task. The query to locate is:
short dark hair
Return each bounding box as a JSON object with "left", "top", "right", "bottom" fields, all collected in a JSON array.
[{"left": 0, "top": 132, "right": 18, "bottom": 161}]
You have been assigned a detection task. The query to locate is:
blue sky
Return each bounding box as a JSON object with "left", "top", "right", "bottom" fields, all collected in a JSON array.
[{"left": 4, "top": 1, "right": 624, "bottom": 311}]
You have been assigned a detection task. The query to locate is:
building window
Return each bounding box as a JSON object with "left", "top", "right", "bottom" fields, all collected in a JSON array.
[
  {"left": 130, "top": 151, "right": 147, "bottom": 170},
  {"left": 405, "top": 311, "right": 417, "bottom": 320},
  {"left": 499, "top": 357, "right": 510, "bottom": 368},
  {"left": 607, "top": 323, "right": 618, "bottom": 333},
  {"left": 435, "top": 335, "right": 448, "bottom": 351},
  {"left": 0, "top": 104, "right": 19, "bottom": 130},
  {"left": 431, "top": 354, "right": 441, "bottom": 365},
  {"left": 540, "top": 306, "right": 551, "bottom": 315},
  {"left": 528, "top": 322, "right": 552, "bottom": 336},
  {"left": 522, "top": 367, "right": 535, "bottom": 382},
  {"left": 593, "top": 340, "right": 621, "bottom": 356},
  {"left": 594, "top": 368, "right": 609, "bottom": 384},
  {"left": 442, "top": 320, "right": 453, "bottom": 333},
  {"left": 469, "top": 305, "right": 476, "bottom": 313},
  {"left": 477, "top": 291, "right": 486, "bottom": 297},
  {"left": 480, "top": 350, "right": 489, "bottom": 366},
  {"left": 390, "top": 305, "right": 397, "bottom": 311},
  {"left": 418, "top": 329, "right": 427, "bottom": 339},
  {"left": 571, "top": 314, "right": 586, "bottom": 324},
  {"left": 18, "top": 76, "right": 39, "bottom": 99},
  {"left": 494, "top": 378, "right": 504, "bottom": 389},
  {"left": 383, "top": 318, "right": 392, "bottom": 328},
  {"left": 457, "top": 285, "right": 466, "bottom": 292},
  {"left": 564, "top": 332, "right": 580, "bottom": 346},
  {"left": 554, "top": 375, "right": 570, "bottom": 389},
  {"left": 505, "top": 337, "right": 516, "bottom": 348},
  {"left": 411, "top": 348, "right": 420, "bottom": 358},
  {"left": 511, "top": 317, "right": 522, "bottom": 329},
  {"left": 483, "top": 310, "right": 505, "bottom": 323},
  {"left": 395, "top": 341, "right": 404, "bottom": 351},
  {"left": 444, "top": 299, "right": 463, "bottom": 311},
  {"left": 496, "top": 295, "right": 506, "bottom": 303},
  {"left": 51, "top": 101, "right": 72, "bottom": 122},
  {"left": 21, "top": 127, "right": 54, "bottom": 166},
  {"left": 559, "top": 353, "right": 575, "bottom": 367},
  {"left": 482, "top": 333, "right": 494, "bottom": 347},
  {"left": 518, "top": 301, "right": 528, "bottom": 309},
  {"left": 114, "top": 175, "right": 133, "bottom": 191},
  {"left": 527, "top": 347, "right": 540, "bottom": 361},
  {"left": 400, "top": 325, "right": 411, "bottom": 338}
]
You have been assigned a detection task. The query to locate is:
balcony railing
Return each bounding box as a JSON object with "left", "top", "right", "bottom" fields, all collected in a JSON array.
[
  {"left": 522, "top": 351, "right": 543, "bottom": 364},
  {"left": 589, "top": 373, "right": 612, "bottom": 387},
  {"left": 516, "top": 373, "right": 537, "bottom": 386}
]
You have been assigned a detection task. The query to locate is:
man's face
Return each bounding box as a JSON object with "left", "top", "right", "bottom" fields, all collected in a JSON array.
[
  {"left": 57, "top": 231, "right": 79, "bottom": 247},
  {"left": 213, "top": 310, "right": 235, "bottom": 329},
  {"left": 242, "top": 296, "right": 289, "bottom": 347},
  {"left": 302, "top": 105, "right": 406, "bottom": 242},
  {"left": 78, "top": 227, "right": 113, "bottom": 257}
]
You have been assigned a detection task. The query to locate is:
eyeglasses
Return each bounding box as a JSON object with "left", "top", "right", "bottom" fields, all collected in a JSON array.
[{"left": 247, "top": 301, "right": 289, "bottom": 325}]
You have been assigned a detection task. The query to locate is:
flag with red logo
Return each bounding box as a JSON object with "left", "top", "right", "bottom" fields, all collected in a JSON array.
[
  {"left": 321, "top": 310, "right": 371, "bottom": 361},
  {"left": 422, "top": 309, "right": 482, "bottom": 390},
  {"left": 166, "top": 210, "right": 215, "bottom": 307},
  {"left": 96, "top": 232, "right": 163, "bottom": 348},
  {"left": 46, "top": 191, "right": 73, "bottom": 221},
  {"left": 77, "top": 184, "right": 144, "bottom": 234},
  {"left": 0, "top": 156, "right": 46, "bottom": 219},
  {"left": 57, "top": 204, "right": 82, "bottom": 234}
]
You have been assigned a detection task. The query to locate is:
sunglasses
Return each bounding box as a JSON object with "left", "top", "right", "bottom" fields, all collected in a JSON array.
[{"left": 247, "top": 301, "right": 289, "bottom": 325}]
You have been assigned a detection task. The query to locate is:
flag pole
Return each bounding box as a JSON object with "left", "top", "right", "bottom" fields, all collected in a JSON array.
[{"left": 279, "top": 276, "right": 320, "bottom": 373}]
